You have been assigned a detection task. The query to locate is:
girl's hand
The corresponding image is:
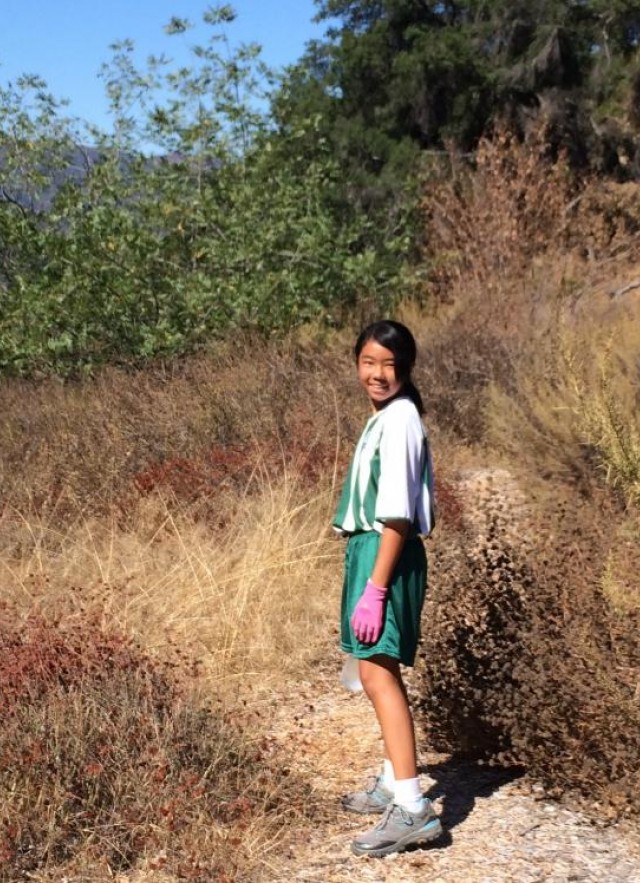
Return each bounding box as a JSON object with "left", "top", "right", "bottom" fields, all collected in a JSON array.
[{"left": 351, "top": 579, "right": 388, "bottom": 644}]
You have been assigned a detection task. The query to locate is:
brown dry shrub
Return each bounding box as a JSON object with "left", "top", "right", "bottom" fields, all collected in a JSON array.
[
  {"left": 413, "top": 130, "right": 577, "bottom": 443},
  {"left": 602, "top": 517, "right": 640, "bottom": 625},
  {"left": 421, "top": 128, "right": 640, "bottom": 309},
  {"left": 0, "top": 606, "right": 302, "bottom": 880},
  {"left": 418, "top": 481, "right": 640, "bottom": 818},
  {"left": 418, "top": 127, "right": 640, "bottom": 470},
  {"left": 421, "top": 128, "right": 577, "bottom": 309},
  {"left": 0, "top": 336, "right": 357, "bottom": 524},
  {"left": 414, "top": 128, "right": 640, "bottom": 819},
  {"left": 415, "top": 319, "right": 518, "bottom": 443},
  {"left": 571, "top": 180, "right": 640, "bottom": 262}
]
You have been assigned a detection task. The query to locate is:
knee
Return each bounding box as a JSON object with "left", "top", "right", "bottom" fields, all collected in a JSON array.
[
  {"left": 359, "top": 663, "right": 379, "bottom": 699},
  {"left": 359, "top": 658, "right": 397, "bottom": 699}
]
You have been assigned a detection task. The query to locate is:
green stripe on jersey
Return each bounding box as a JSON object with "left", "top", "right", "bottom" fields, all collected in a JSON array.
[{"left": 332, "top": 397, "right": 435, "bottom": 537}]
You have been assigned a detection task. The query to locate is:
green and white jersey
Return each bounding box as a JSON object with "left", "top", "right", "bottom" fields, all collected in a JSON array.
[{"left": 333, "top": 396, "right": 435, "bottom": 537}]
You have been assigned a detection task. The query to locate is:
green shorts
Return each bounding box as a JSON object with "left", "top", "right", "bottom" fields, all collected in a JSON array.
[{"left": 340, "top": 531, "right": 427, "bottom": 667}]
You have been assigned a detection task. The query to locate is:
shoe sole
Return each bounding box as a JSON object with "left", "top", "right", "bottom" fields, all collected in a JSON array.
[{"left": 351, "top": 817, "right": 444, "bottom": 857}]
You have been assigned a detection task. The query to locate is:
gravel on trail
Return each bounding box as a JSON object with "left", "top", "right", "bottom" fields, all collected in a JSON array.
[{"left": 262, "top": 670, "right": 640, "bottom": 883}]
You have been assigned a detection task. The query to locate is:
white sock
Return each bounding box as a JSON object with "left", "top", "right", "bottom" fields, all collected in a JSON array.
[
  {"left": 394, "top": 776, "right": 426, "bottom": 814},
  {"left": 381, "top": 758, "right": 395, "bottom": 790}
]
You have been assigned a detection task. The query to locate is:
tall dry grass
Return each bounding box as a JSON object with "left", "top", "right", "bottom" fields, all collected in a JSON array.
[
  {"left": 0, "top": 468, "right": 344, "bottom": 879},
  {"left": 1, "top": 474, "right": 342, "bottom": 693},
  {"left": 0, "top": 340, "right": 366, "bottom": 881},
  {"left": 0, "top": 335, "right": 363, "bottom": 519},
  {"left": 0, "top": 333, "right": 365, "bottom": 690},
  {"left": 1, "top": 449, "right": 348, "bottom": 879}
]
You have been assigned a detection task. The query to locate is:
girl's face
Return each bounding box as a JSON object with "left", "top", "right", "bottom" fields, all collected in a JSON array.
[{"left": 357, "top": 339, "right": 403, "bottom": 409}]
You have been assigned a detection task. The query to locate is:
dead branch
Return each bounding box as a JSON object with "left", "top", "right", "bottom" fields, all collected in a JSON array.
[{"left": 609, "top": 278, "right": 640, "bottom": 299}]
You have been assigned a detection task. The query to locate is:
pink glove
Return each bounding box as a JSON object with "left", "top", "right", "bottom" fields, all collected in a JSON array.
[{"left": 351, "top": 579, "right": 388, "bottom": 644}]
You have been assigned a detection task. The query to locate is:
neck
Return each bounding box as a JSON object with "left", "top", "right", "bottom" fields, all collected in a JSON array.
[{"left": 370, "top": 387, "right": 406, "bottom": 413}]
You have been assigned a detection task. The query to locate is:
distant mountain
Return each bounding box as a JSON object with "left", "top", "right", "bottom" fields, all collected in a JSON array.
[
  {"left": 0, "top": 145, "right": 190, "bottom": 213},
  {"left": 0, "top": 145, "right": 105, "bottom": 213}
]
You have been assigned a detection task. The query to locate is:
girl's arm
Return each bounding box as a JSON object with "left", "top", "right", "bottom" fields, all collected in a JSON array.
[
  {"left": 351, "top": 518, "right": 411, "bottom": 644},
  {"left": 370, "top": 519, "right": 411, "bottom": 587}
]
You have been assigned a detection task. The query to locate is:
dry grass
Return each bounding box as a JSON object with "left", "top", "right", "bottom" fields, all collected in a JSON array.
[
  {"left": 0, "top": 475, "right": 342, "bottom": 693},
  {"left": 0, "top": 332, "right": 360, "bottom": 693},
  {"left": 0, "top": 340, "right": 358, "bottom": 880},
  {"left": 0, "top": 466, "right": 343, "bottom": 880},
  {"left": 0, "top": 604, "right": 312, "bottom": 882},
  {"left": 483, "top": 296, "right": 640, "bottom": 506},
  {"left": 0, "top": 336, "right": 361, "bottom": 521}
]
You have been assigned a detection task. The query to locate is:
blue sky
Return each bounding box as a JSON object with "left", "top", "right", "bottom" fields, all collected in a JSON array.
[{"left": 1, "top": 1, "right": 333, "bottom": 131}]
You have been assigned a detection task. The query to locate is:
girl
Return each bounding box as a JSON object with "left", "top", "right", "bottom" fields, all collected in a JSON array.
[{"left": 333, "top": 320, "right": 443, "bottom": 858}]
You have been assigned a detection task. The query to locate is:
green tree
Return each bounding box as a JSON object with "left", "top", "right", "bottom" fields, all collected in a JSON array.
[
  {"left": 0, "top": 5, "right": 414, "bottom": 375},
  {"left": 296, "top": 1, "right": 640, "bottom": 169}
]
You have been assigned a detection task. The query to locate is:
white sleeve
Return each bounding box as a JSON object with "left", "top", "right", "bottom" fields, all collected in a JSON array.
[{"left": 375, "top": 407, "right": 424, "bottom": 523}]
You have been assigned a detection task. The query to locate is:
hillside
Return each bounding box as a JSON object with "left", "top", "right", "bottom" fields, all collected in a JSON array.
[{"left": 1, "top": 4, "right": 639, "bottom": 877}]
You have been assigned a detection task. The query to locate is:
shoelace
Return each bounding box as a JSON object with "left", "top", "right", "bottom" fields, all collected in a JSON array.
[
  {"left": 375, "top": 803, "right": 413, "bottom": 830},
  {"left": 364, "top": 777, "right": 376, "bottom": 794},
  {"left": 364, "top": 775, "right": 383, "bottom": 795}
]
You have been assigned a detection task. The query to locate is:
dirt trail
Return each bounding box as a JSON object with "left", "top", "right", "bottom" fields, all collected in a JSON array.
[
  {"left": 260, "top": 467, "right": 640, "bottom": 881},
  {"left": 262, "top": 665, "right": 640, "bottom": 883}
]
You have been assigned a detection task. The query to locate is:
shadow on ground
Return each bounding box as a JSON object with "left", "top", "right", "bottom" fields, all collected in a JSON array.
[{"left": 422, "top": 757, "right": 525, "bottom": 834}]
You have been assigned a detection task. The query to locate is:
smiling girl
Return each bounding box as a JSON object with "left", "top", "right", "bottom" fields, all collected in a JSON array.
[{"left": 332, "top": 320, "right": 443, "bottom": 857}]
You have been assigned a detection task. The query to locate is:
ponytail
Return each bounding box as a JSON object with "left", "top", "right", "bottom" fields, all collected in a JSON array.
[{"left": 403, "top": 379, "right": 425, "bottom": 416}]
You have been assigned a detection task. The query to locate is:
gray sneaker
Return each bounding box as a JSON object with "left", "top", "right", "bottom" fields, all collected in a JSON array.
[
  {"left": 341, "top": 776, "right": 393, "bottom": 814},
  {"left": 351, "top": 801, "right": 443, "bottom": 857}
]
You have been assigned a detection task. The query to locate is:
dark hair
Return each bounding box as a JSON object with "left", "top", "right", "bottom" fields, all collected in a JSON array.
[{"left": 354, "top": 319, "right": 425, "bottom": 415}]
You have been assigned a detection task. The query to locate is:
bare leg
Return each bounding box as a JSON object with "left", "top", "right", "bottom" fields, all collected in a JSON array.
[{"left": 358, "top": 655, "right": 417, "bottom": 780}]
